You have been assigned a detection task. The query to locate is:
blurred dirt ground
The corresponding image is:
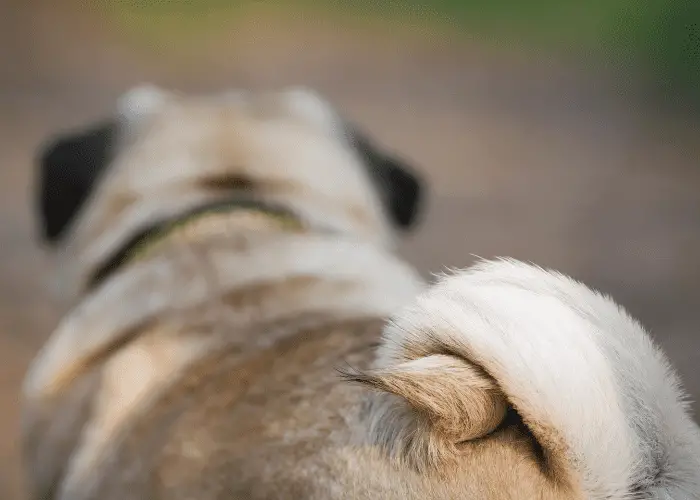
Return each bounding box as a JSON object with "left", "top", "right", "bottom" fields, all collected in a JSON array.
[{"left": 1, "top": 3, "right": 699, "bottom": 498}]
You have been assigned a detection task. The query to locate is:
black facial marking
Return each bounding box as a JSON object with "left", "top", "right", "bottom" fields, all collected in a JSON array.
[
  {"left": 36, "top": 120, "right": 117, "bottom": 244},
  {"left": 345, "top": 124, "right": 425, "bottom": 230}
]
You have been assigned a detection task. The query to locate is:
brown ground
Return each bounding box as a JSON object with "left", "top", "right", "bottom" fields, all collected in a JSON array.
[{"left": 1, "top": 4, "right": 699, "bottom": 498}]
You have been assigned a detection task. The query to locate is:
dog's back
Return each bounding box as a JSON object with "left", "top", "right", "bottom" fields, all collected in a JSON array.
[{"left": 21, "top": 87, "right": 700, "bottom": 500}]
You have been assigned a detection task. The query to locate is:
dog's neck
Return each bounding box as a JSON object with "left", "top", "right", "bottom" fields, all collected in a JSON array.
[
  {"left": 86, "top": 198, "right": 309, "bottom": 292},
  {"left": 28, "top": 210, "right": 424, "bottom": 402}
]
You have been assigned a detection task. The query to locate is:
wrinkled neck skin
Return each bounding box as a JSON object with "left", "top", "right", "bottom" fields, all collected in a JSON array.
[
  {"left": 49, "top": 181, "right": 398, "bottom": 307},
  {"left": 25, "top": 221, "right": 423, "bottom": 402}
]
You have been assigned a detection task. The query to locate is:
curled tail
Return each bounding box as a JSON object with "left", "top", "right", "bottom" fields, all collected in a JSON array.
[{"left": 350, "top": 258, "right": 700, "bottom": 499}]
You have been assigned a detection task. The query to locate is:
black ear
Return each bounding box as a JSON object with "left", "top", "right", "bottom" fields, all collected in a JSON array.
[
  {"left": 36, "top": 120, "right": 117, "bottom": 244},
  {"left": 347, "top": 125, "right": 425, "bottom": 230}
]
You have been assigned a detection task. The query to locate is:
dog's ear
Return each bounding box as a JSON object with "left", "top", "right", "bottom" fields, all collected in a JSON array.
[
  {"left": 347, "top": 125, "right": 425, "bottom": 230},
  {"left": 36, "top": 119, "right": 117, "bottom": 244}
]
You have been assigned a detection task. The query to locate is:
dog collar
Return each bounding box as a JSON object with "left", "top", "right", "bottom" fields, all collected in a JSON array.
[{"left": 87, "top": 198, "right": 305, "bottom": 291}]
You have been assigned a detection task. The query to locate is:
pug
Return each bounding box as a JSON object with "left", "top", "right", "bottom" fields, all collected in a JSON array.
[{"left": 21, "top": 86, "right": 700, "bottom": 500}]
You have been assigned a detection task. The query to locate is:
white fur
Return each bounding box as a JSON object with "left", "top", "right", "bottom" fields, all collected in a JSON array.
[
  {"left": 116, "top": 83, "right": 169, "bottom": 120},
  {"left": 377, "top": 258, "right": 700, "bottom": 499},
  {"left": 283, "top": 86, "right": 342, "bottom": 135}
]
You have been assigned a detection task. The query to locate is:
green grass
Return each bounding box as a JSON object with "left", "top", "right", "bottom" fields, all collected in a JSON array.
[{"left": 104, "top": 0, "right": 700, "bottom": 102}]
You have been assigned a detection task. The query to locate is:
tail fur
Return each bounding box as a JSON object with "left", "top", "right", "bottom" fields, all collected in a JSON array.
[{"left": 352, "top": 258, "right": 700, "bottom": 499}]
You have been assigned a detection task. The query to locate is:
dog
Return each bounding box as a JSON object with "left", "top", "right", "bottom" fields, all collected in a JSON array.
[{"left": 21, "top": 86, "right": 700, "bottom": 500}]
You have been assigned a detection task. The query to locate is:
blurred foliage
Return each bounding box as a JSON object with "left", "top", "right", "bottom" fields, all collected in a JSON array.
[{"left": 108, "top": 0, "right": 700, "bottom": 102}]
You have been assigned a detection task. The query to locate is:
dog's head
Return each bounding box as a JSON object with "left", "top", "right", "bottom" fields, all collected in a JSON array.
[{"left": 35, "top": 85, "right": 425, "bottom": 292}]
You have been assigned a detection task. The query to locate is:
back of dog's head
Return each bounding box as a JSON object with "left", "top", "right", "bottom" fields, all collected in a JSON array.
[{"left": 35, "top": 86, "right": 425, "bottom": 294}]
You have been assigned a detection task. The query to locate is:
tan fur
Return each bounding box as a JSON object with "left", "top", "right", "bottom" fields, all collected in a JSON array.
[
  {"left": 50, "top": 87, "right": 397, "bottom": 303},
  {"left": 342, "top": 354, "right": 511, "bottom": 472},
  {"left": 22, "top": 86, "right": 650, "bottom": 500}
]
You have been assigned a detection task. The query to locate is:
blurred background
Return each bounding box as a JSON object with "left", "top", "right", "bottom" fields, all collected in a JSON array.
[{"left": 1, "top": 1, "right": 699, "bottom": 497}]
